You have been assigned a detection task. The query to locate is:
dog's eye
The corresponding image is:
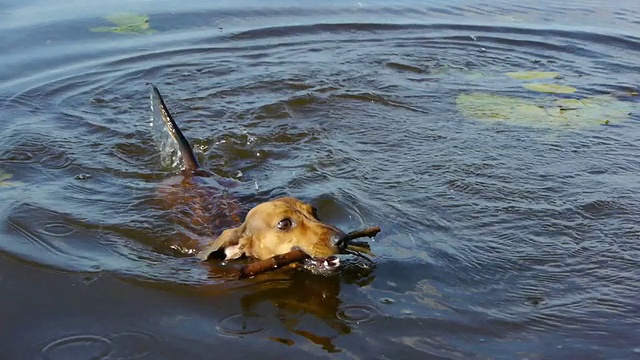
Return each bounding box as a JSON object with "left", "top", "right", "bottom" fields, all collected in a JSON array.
[{"left": 277, "top": 218, "right": 292, "bottom": 230}]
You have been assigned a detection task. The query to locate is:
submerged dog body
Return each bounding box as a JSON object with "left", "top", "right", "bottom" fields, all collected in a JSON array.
[{"left": 150, "top": 85, "right": 346, "bottom": 270}]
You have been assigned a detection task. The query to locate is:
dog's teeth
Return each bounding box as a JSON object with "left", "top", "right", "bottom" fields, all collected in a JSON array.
[{"left": 324, "top": 260, "right": 329, "bottom": 267}]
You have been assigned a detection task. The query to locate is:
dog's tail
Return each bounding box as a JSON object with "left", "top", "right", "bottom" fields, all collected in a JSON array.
[{"left": 150, "top": 84, "right": 200, "bottom": 172}]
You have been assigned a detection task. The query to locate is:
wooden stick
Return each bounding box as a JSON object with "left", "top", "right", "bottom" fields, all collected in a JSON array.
[
  {"left": 344, "top": 226, "right": 381, "bottom": 240},
  {"left": 237, "top": 226, "right": 381, "bottom": 279}
]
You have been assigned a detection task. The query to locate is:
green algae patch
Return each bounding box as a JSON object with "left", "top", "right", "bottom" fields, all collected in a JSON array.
[
  {"left": 90, "top": 13, "right": 155, "bottom": 35},
  {"left": 0, "top": 170, "right": 23, "bottom": 187},
  {"left": 456, "top": 92, "right": 633, "bottom": 129},
  {"left": 552, "top": 95, "right": 634, "bottom": 126},
  {"left": 456, "top": 92, "right": 547, "bottom": 124},
  {"left": 524, "top": 83, "right": 577, "bottom": 94}
]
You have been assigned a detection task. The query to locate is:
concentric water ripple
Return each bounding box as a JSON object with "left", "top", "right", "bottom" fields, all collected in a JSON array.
[
  {"left": 39, "top": 331, "right": 160, "bottom": 360},
  {"left": 217, "top": 314, "right": 266, "bottom": 336},
  {"left": 40, "top": 335, "right": 112, "bottom": 360},
  {"left": 336, "top": 304, "right": 382, "bottom": 324}
]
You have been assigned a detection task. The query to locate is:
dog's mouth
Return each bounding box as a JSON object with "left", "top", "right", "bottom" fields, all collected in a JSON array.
[{"left": 302, "top": 255, "right": 341, "bottom": 275}]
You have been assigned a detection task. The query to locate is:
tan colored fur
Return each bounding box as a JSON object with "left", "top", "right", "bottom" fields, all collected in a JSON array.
[{"left": 199, "top": 197, "right": 345, "bottom": 260}]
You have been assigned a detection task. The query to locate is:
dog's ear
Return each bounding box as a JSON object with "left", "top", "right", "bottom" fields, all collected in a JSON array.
[{"left": 196, "top": 226, "right": 247, "bottom": 261}]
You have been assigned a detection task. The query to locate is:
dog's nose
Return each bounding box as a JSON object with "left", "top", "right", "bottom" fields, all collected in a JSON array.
[{"left": 331, "top": 231, "right": 348, "bottom": 248}]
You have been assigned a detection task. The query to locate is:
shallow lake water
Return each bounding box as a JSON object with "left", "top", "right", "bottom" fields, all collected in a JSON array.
[{"left": 1, "top": 0, "right": 639, "bottom": 358}]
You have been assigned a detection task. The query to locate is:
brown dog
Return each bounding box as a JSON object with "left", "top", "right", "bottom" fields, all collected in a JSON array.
[{"left": 151, "top": 85, "right": 347, "bottom": 272}]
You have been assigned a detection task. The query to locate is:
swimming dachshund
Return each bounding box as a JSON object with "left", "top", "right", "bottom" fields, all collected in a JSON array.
[{"left": 150, "top": 85, "right": 346, "bottom": 273}]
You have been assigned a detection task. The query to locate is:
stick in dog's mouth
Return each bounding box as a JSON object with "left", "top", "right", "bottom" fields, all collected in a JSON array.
[
  {"left": 303, "top": 255, "right": 341, "bottom": 274},
  {"left": 236, "top": 226, "right": 381, "bottom": 279}
]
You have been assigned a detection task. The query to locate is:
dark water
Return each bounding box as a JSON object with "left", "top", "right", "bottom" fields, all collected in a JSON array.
[{"left": 1, "top": 0, "right": 640, "bottom": 358}]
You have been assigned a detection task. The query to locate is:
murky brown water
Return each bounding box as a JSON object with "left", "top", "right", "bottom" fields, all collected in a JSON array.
[{"left": 1, "top": 0, "right": 640, "bottom": 359}]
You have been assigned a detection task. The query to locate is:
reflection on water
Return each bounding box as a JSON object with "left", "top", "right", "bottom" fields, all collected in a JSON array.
[{"left": 1, "top": 0, "right": 640, "bottom": 358}]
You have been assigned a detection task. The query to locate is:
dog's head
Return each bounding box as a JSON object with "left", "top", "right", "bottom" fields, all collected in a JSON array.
[{"left": 197, "top": 197, "right": 347, "bottom": 271}]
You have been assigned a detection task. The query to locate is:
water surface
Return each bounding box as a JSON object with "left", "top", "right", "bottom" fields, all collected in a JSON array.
[{"left": 1, "top": 0, "right": 639, "bottom": 358}]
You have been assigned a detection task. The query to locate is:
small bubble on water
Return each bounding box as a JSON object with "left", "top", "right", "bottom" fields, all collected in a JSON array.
[
  {"left": 380, "top": 298, "right": 395, "bottom": 305},
  {"left": 91, "top": 96, "right": 107, "bottom": 105},
  {"left": 74, "top": 173, "right": 91, "bottom": 180}
]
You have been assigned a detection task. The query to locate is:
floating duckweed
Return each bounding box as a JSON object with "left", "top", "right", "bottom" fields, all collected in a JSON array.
[
  {"left": 553, "top": 95, "right": 633, "bottom": 126},
  {"left": 0, "top": 171, "right": 10, "bottom": 182},
  {"left": 456, "top": 92, "right": 633, "bottom": 128},
  {"left": 0, "top": 170, "right": 23, "bottom": 187},
  {"left": 456, "top": 92, "right": 548, "bottom": 125},
  {"left": 90, "top": 13, "right": 155, "bottom": 35},
  {"left": 523, "top": 83, "right": 577, "bottom": 94}
]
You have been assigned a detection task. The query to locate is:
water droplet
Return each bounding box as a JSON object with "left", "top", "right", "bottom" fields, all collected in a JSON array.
[
  {"left": 91, "top": 96, "right": 107, "bottom": 105},
  {"left": 336, "top": 304, "right": 381, "bottom": 324},
  {"left": 217, "top": 314, "right": 265, "bottom": 336},
  {"left": 525, "top": 296, "right": 544, "bottom": 306},
  {"left": 41, "top": 222, "right": 76, "bottom": 237},
  {"left": 41, "top": 335, "right": 112, "bottom": 360}
]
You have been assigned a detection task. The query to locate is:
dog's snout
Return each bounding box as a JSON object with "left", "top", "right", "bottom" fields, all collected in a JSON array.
[{"left": 331, "top": 231, "right": 348, "bottom": 248}]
